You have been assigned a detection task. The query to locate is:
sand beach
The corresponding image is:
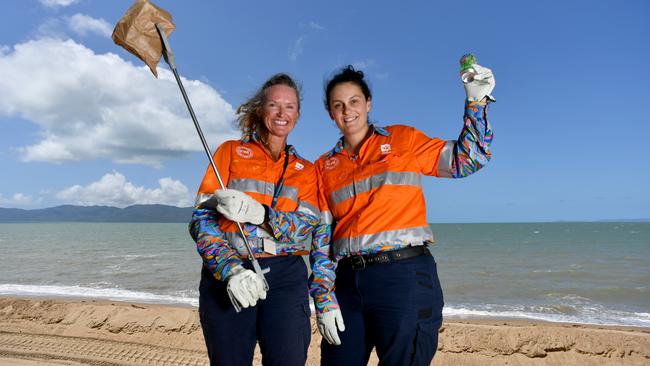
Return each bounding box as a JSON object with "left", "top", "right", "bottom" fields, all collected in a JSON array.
[{"left": 0, "top": 297, "right": 648, "bottom": 366}]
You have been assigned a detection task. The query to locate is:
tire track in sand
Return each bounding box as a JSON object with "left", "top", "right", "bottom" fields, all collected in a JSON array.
[{"left": 0, "top": 331, "right": 208, "bottom": 366}]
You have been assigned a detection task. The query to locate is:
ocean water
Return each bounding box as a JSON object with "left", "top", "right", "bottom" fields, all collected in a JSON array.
[{"left": 0, "top": 222, "right": 648, "bottom": 327}]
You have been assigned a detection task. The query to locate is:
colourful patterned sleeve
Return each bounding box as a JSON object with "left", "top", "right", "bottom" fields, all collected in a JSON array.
[
  {"left": 309, "top": 222, "right": 339, "bottom": 314},
  {"left": 450, "top": 100, "right": 493, "bottom": 178},
  {"left": 265, "top": 207, "right": 319, "bottom": 243},
  {"left": 308, "top": 163, "right": 339, "bottom": 314},
  {"left": 189, "top": 207, "right": 243, "bottom": 281}
]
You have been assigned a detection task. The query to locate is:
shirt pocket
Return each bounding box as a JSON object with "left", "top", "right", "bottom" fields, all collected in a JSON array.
[
  {"left": 322, "top": 162, "right": 351, "bottom": 191},
  {"left": 372, "top": 152, "right": 407, "bottom": 176},
  {"left": 321, "top": 163, "right": 353, "bottom": 214},
  {"left": 228, "top": 158, "right": 271, "bottom": 197},
  {"left": 230, "top": 157, "right": 266, "bottom": 177}
]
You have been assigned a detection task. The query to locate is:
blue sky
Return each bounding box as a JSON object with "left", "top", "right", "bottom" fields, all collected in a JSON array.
[{"left": 0, "top": 0, "right": 648, "bottom": 222}]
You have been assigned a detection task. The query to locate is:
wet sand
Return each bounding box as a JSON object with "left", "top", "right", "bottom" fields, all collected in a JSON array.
[{"left": 0, "top": 297, "right": 648, "bottom": 365}]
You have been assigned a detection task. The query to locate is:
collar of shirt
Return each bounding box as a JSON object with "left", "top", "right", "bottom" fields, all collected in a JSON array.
[
  {"left": 325, "top": 124, "right": 390, "bottom": 158},
  {"left": 241, "top": 129, "right": 305, "bottom": 161}
]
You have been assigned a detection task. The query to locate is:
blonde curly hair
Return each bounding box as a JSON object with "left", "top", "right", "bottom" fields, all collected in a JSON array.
[{"left": 236, "top": 73, "right": 302, "bottom": 143}]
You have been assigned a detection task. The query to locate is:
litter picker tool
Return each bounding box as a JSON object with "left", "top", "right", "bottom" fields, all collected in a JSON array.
[{"left": 112, "top": 0, "right": 269, "bottom": 312}]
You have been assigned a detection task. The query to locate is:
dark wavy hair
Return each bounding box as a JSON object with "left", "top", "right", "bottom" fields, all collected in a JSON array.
[
  {"left": 236, "top": 73, "right": 301, "bottom": 141},
  {"left": 324, "top": 65, "right": 372, "bottom": 111}
]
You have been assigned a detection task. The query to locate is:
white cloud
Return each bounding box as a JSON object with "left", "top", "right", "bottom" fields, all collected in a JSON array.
[
  {"left": 289, "top": 36, "right": 306, "bottom": 62},
  {"left": 352, "top": 59, "right": 377, "bottom": 70},
  {"left": 309, "top": 21, "right": 325, "bottom": 30},
  {"left": 0, "top": 37, "right": 237, "bottom": 166},
  {"left": 67, "top": 14, "right": 112, "bottom": 38},
  {"left": 0, "top": 193, "right": 35, "bottom": 207},
  {"left": 56, "top": 171, "right": 193, "bottom": 207},
  {"left": 289, "top": 21, "right": 324, "bottom": 62},
  {"left": 39, "top": 0, "right": 81, "bottom": 8},
  {"left": 37, "top": 14, "right": 111, "bottom": 39},
  {"left": 36, "top": 18, "right": 67, "bottom": 39}
]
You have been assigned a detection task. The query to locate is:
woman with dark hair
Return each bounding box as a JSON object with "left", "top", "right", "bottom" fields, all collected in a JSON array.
[
  {"left": 190, "top": 73, "right": 319, "bottom": 365},
  {"left": 310, "top": 57, "right": 495, "bottom": 365}
]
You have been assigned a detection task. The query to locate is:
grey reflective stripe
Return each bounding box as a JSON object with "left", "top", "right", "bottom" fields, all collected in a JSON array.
[
  {"left": 297, "top": 201, "right": 320, "bottom": 218},
  {"left": 320, "top": 210, "right": 333, "bottom": 225},
  {"left": 279, "top": 185, "right": 299, "bottom": 203},
  {"left": 436, "top": 140, "right": 456, "bottom": 178},
  {"left": 194, "top": 193, "right": 212, "bottom": 207},
  {"left": 229, "top": 178, "right": 272, "bottom": 196},
  {"left": 223, "top": 232, "right": 308, "bottom": 254},
  {"left": 333, "top": 226, "right": 434, "bottom": 255},
  {"left": 229, "top": 178, "right": 299, "bottom": 203},
  {"left": 331, "top": 171, "right": 422, "bottom": 205}
]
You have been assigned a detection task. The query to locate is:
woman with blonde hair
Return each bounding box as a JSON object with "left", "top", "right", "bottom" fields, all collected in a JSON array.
[{"left": 190, "top": 73, "right": 319, "bottom": 365}]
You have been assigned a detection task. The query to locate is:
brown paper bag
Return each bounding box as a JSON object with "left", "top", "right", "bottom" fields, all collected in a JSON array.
[{"left": 112, "top": 0, "right": 175, "bottom": 77}]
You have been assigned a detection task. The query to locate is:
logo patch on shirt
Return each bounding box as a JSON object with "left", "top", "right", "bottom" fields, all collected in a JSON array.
[
  {"left": 294, "top": 162, "right": 304, "bottom": 170},
  {"left": 380, "top": 144, "right": 392, "bottom": 154},
  {"left": 324, "top": 157, "right": 339, "bottom": 170},
  {"left": 236, "top": 146, "right": 253, "bottom": 159}
]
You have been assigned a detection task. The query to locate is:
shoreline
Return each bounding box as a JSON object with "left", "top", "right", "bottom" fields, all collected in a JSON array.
[
  {"left": 1, "top": 296, "right": 648, "bottom": 365},
  {"left": 4, "top": 292, "right": 648, "bottom": 329}
]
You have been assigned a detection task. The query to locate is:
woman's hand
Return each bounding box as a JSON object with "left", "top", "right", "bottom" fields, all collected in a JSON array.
[
  {"left": 213, "top": 189, "right": 265, "bottom": 225},
  {"left": 227, "top": 265, "right": 267, "bottom": 309},
  {"left": 317, "top": 309, "right": 346, "bottom": 345},
  {"left": 462, "top": 62, "right": 496, "bottom": 102}
]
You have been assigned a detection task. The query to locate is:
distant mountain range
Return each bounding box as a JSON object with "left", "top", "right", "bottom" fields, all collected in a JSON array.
[
  {"left": 0, "top": 205, "right": 194, "bottom": 223},
  {"left": 595, "top": 218, "right": 650, "bottom": 222},
  {"left": 0, "top": 205, "right": 648, "bottom": 223}
]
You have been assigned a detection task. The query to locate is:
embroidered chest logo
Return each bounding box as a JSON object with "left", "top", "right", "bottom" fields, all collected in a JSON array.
[
  {"left": 236, "top": 146, "right": 253, "bottom": 159},
  {"left": 294, "top": 162, "right": 304, "bottom": 171},
  {"left": 380, "top": 143, "right": 392, "bottom": 155},
  {"left": 324, "top": 157, "right": 339, "bottom": 170}
]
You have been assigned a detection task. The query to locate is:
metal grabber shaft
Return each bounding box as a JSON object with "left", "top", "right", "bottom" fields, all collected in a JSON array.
[{"left": 154, "top": 24, "right": 269, "bottom": 312}]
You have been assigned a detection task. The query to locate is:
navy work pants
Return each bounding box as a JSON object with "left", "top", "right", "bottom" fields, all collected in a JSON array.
[
  {"left": 322, "top": 254, "right": 444, "bottom": 366},
  {"left": 199, "top": 255, "right": 311, "bottom": 366}
]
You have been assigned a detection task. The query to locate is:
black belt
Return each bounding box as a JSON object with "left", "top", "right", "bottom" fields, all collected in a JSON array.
[{"left": 338, "top": 245, "right": 430, "bottom": 270}]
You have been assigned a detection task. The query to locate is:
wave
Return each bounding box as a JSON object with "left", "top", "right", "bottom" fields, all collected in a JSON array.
[
  {"left": 105, "top": 254, "right": 160, "bottom": 260},
  {"left": 2, "top": 283, "right": 648, "bottom": 328},
  {"left": 445, "top": 304, "right": 650, "bottom": 327},
  {"left": 0, "top": 284, "right": 198, "bottom": 307}
]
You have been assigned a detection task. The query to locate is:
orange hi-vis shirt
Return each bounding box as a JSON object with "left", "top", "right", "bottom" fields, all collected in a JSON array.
[
  {"left": 315, "top": 124, "right": 456, "bottom": 256},
  {"left": 196, "top": 138, "right": 319, "bottom": 255},
  {"left": 310, "top": 102, "right": 493, "bottom": 313}
]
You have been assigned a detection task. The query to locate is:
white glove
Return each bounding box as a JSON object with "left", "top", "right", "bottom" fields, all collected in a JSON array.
[
  {"left": 462, "top": 63, "right": 496, "bottom": 102},
  {"left": 226, "top": 266, "right": 267, "bottom": 309},
  {"left": 213, "top": 189, "right": 265, "bottom": 225},
  {"left": 317, "top": 309, "right": 346, "bottom": 345}
]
